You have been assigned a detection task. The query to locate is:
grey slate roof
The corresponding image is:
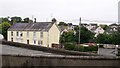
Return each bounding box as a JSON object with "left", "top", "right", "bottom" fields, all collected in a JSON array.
[{"left": 8, "top": 22, "right": 53, "bottom": 31}]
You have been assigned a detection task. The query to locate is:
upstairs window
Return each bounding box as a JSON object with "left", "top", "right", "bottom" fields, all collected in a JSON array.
[
  {"left": 27, "top": 31, "right": 29, "bottom": 38},
  {"left": 40, "top": 32, "right": 43, "bottom": 38},
  {"left": 16, "top": 32, "right": 19, "bottom": 36},
  {"left": 33, "top": 32, "right": 36, "bottom": 38}
]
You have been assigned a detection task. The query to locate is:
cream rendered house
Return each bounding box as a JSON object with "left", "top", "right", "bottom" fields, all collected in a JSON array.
[{"left": 7, "top": 21, "right": 60, "bottom": 48}]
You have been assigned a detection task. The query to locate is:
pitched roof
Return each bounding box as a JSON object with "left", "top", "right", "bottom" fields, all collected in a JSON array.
[
  {"left": 8, "top": 23, "right": 29, "bottom": 31},
  {"left": 8, "top": 22, "right": 53, "bottom": 31}
]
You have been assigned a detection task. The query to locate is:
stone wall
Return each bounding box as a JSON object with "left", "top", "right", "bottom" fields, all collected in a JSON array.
[{"left": 1, "top": 54, "right": 120, "bottom": 67}]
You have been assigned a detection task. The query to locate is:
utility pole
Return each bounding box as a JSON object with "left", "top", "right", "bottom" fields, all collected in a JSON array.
[{"left": 78, "top": 17, "right": 81, "bottom": 51}]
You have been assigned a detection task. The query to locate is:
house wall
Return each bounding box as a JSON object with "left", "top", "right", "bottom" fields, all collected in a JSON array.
[
  {"left": 48, "top": 23, "right": 60, "bottom": 47},
  {"left": 7, "top": 30, "right": 49, "bottom": 47}
]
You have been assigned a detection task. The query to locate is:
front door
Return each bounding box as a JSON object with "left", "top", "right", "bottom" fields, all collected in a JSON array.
[{"left": 27, "top": 40, "right": 29, "bottom": 44}]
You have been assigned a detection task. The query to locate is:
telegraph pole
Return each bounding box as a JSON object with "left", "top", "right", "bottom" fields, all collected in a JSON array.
[{"left": 78, "top": 17, "right": 81, "bottom": 51}]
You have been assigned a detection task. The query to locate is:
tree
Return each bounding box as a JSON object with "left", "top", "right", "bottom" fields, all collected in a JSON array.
[
  {"left": 111, "top": 32, "right": 120, "bottom": 45},
  {"left": 75, "top": 26, "right": 94, "bottom": 44},
  {"left": 11, "top": 16, "right": 22, "bottom": 24},
  {"left": 0, "top": 22, "right": 11, "bottom": 40},
  {"left": 58, "top": 22, "right": 68, "bottom": 26},
  {"left": 100, "top": 25, "right": 109, "bottom": 30},
  {"left": 96, "top": 33, "right": 112, "bottom": 44},
  {"left": 60, "top": 32, "right": 76, "bottom": 44},
  {"left": 23, "top": 17, "right": 30, "bottom": 23},
  {"left": 0, "top": 17, "right": 10, "bottom": 23}
]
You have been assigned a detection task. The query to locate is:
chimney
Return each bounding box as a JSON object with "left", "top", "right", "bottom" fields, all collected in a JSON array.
[{"left": 51, "top": 18, "right": 57, "bottom": 24}]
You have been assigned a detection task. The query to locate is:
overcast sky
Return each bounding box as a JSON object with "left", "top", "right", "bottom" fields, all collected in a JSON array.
[{"left": 0, "top": 0, "right": 120, "bottom": 24}]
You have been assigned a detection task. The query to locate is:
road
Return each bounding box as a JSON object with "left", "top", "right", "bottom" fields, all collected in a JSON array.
[{"left": 0, "top": 44, "right": 63, "bottom": 56}]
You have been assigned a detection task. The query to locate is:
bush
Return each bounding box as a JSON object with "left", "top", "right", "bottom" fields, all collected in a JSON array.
[
  {"left": 64, "top": 43, "right": 76, "bottom": 50},
  {"left": 80, "top": 46, "right": 98, "bottom": 52},
  {"left": 74, "top": 45, "right": 84, "bottom": 52}
]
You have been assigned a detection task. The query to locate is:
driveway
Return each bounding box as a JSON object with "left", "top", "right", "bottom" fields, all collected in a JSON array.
[{"left": 98, "top": 48, "right": 116, "bottom": 56}]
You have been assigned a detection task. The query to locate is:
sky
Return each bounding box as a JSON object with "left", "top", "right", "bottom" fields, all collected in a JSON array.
[{"left": 0, "top": 0, "right": 120, "bottom": 25}]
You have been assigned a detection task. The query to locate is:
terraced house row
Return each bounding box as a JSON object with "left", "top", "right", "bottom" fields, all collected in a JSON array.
[{"left": 7, "top": 19, "right": 60, "bottom": 48}]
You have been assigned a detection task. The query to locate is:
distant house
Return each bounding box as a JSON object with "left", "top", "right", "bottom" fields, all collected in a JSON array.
[
  {"left": 109, "top": 23, "right": 118, "bottom": 28},
  {"left": 94, "top": 26, "right": 105, "bottom": 37},
  {"left": 106, "top": 27, "right": 118, "bottom": 34},
  {"left": 7, "top": 19, "right": 60, "bottom": 48},
  {"left": 67, "top": 23, "right": 75, "bottom": 30},
  {"left": 81, "top": 23, "right": 88, "bottom": 27},
  {"left": 86, "top": 23, "right": 97, "bottom": 30},
  {"left": 90, "top": 26, "right": 105, "bottom": 37}
]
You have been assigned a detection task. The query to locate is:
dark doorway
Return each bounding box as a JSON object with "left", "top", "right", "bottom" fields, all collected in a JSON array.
[{"left": 27, "top": 40, "right": 29, "bottom": 44}]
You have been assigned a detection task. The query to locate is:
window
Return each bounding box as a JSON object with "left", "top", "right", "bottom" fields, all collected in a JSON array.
[
  {"left": 20, "top": 33, "right": 23, "bottom": 37},
  {"left": 27, "top": 31, "right": 29, "bottom": 38},
  {"left": 11, "top": 38, "right": 13, "bottom": 42},
  {"left": 33, "top": 32, "right": 36, "bottom": 38},
  {"left": 16, "top": 32, "right": 19, "bottom": 36},
  {"left": 40, "top": 32, "right": 43, "bottom": 38},
  {"left": 34, "top": 40, "right": 36, "bottom": 44},
  {"left": 11, "top": 31, "right": 13, "bottom": 36}
]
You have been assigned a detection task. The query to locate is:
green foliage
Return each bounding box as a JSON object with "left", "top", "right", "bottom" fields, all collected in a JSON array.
[
  {"left": 0, "top": 22, "right": 11, "bottom": 40},
  {"left": 84, "top": 46, "right": 98, "bottom": 52},
  {"left": 74, "top": 45, "right": 84, "bottom": 51},
  {"left": 64, "top": 43, "right": 76, "bottom": 50},
  {"left": 100, "top": 25, "right": 109, "bottom": 30},
  {"left": 23, "top": 17, "right": 30, "bottom": 23},
  {"left": 58, "top": 22, "right": 68, "bottom": 26},
  {"left": 64, "top": 43, "right": 98, "bottom": 52},
  {"left": 96, "top": 32, "right": 120, "bottom": 45},
  {"left": 60, "top": 32, "right": 76, "bottom": 44},
  {"left": 96, "top": 33, "right": 112, "bottom": 44},
  {"left": 111, "top": 32, "right": 120, "bottom": 45},
  {"left": 11, "top": 16, "right": 22, "bottom": 24},
  {"left": 75, "top": 26, "right": 94, "bottom": 44}
]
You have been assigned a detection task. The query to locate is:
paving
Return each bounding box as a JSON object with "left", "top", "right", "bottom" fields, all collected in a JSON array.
[{"left": 98, "top": 48, "right": 116, "bottom": 56}]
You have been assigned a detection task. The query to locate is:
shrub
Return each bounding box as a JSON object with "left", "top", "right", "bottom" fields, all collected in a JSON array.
[
  {"left": 64, "top": 43, "right": 76, "bottom": 50},
  {"left": 74, "top": 45, "right": 84, "bottom": 52},
  {"left": 81, "top": 46, "right": 98, "bottom": 52}
]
